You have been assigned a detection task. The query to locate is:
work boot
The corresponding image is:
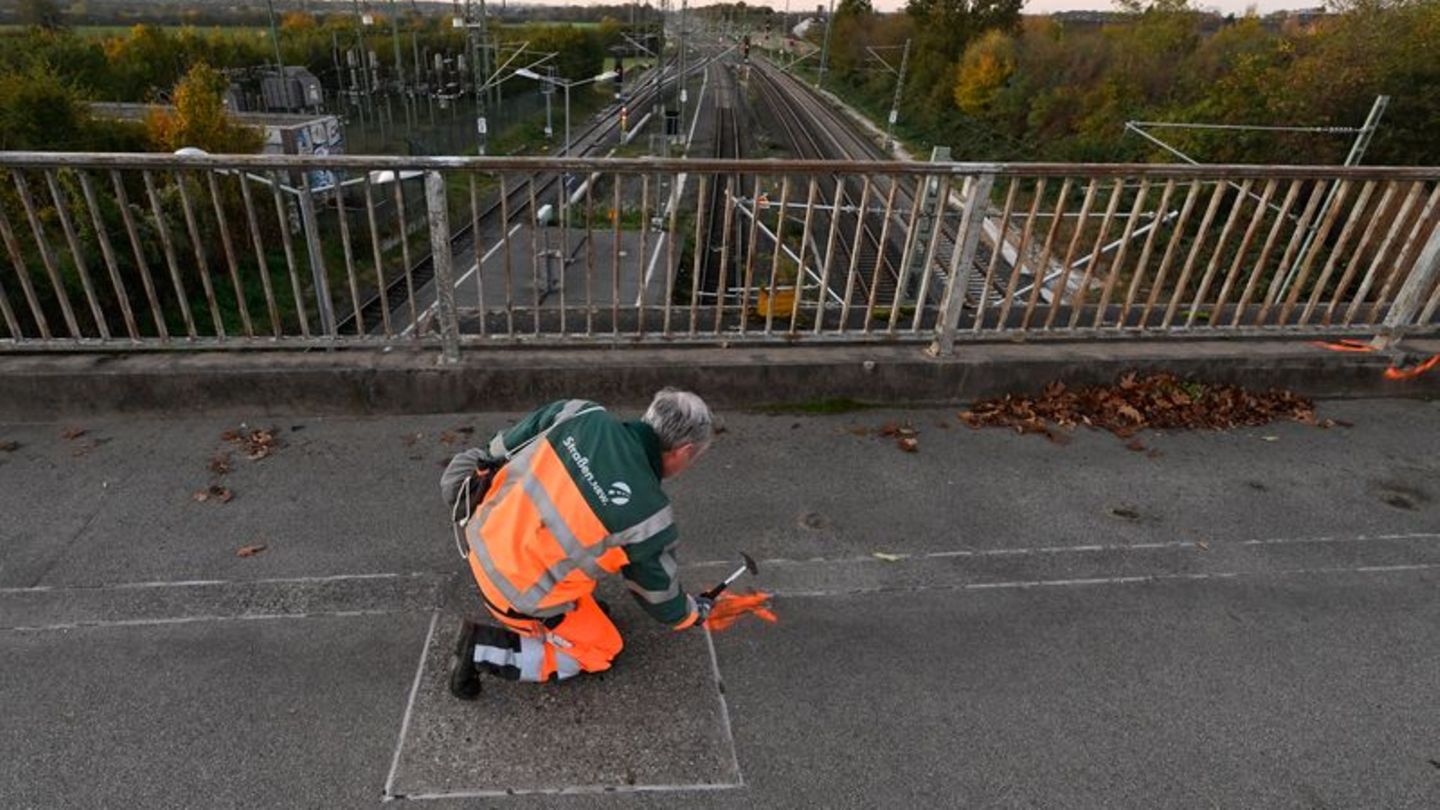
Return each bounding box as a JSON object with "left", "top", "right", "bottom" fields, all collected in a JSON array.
[{"left": 449, "top": 620, "right": 483, "bottom": 700}]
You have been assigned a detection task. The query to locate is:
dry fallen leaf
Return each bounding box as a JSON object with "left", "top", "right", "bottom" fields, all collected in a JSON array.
[
  {"left": 193, "top": 485, "right": 233, "bottom": 503},
  {"left": 208, "top": 453, "right": 232, "bottom": 475},
  {"left": 438, "top": 431, "right": 459, "bottom": 445},
  {"left": 0, "top": 440, "right": 18, "bottom": 452},
  {"left": 236, "top": 544, "right": 268, "bottom": 557},
  {"left": 61, "top": 428, "right": 88, "bottom": 440},
  {"left": 1196, "top": 540, "right": 1210, "bottom": 551},
  {"left": 956, "top": 373, "right": 1326, "bottom": 442},
  {"left": 897, "top": 437, "right": 919, "bottom": 453}
]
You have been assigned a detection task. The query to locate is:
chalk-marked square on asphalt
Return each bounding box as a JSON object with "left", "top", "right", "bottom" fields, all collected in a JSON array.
[{"left": 383, "top": 585, "right": 742, "bottom": 800}]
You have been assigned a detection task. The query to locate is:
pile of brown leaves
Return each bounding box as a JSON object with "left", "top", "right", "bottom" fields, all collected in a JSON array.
[
  {"left": 221, "top": 426, "right": 281, "bottom": 461},
  {"left": 958, "top": 372, "right": 1343, "bottom": 442}
]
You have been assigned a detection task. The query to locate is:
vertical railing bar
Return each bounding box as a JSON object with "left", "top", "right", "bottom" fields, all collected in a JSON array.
[
  {"left": 235, "top": 172, "right": 282, "bottom": 337},
  {"left": 1067, "top": 178, "right": 1125, "bottom": 330},
  {"left": 143, "top": 170, "right": 197, "bottom": 339},
  {"left": 738, "top": 176, "right": 763, "bottom": 337},
  {"left": 1300, "top": 180, "right": 1376, "bottom": 326},
  {"left": 997, "top": 177, "right": 1046, "bottom": 331},
  {"left": 1259, "top": 180, "right": 1330, "bottom": 325},
  {"left": 1419, "top": 258, "right": 1440, "bottom": 327},
  {"left": 1092, "top": 178, "right": 1150, "bottom": 329},
  {"left": 1278, "top": 180, "right": 1352, "bottom": 325},
  {"left": 204, "top": 169, "right": 254, "bottom": 338},
  {"left": 713, "top": 176, "right": 737, "bottom": 336},
  {"left": 268, "top": 171, "right": 310, "bottom": 338},
  {"left": 173, "top": 170, "right": 226, "bottom": 338},
  {"left": 361, "top": 177, "right": 392, "bottom": 338},
  {"left": 1322, "top": 181, "right": 1396, "bottom": 326},
  {"left": 391, "top": 174, "right": 419, "bottom": 337},
  {"left": 584, "top": 178, "right": 595, "bottom": 337},
  {"left": 296, "top": 173, "right": 335, "bottom": 338},
  {"left": 1211, "top": 179, "right": 1277, "bottom": 328},
  {"left": 559, "top": 180, "right": 570, "bottom": 338},
  {"left": 0, "top": 262, "right": 19, "bottom": 340},
  {"left": 501, "top": 175, "right": 517, "bottom": 337},
  {"left": 887, "top": 174, "right": 929, "bottom": 334},
  {"left": 764, "top": 177, "right": 793, "bottom": 337},
  {"left": 13, "top": 170, "right": 80, "bottom": 337},
  {"left": 662, "top": 175, "right": 681, "bottom": 338},
  {"left": 862, "top": 177, "right": 902, "bottom": 335},
  {"left": 44, "top": 169, "right": 109, "bottom": 339},
  {"left": 1346, "top": 181, "right": 1427, "bottom": 326},
  {"left": 1043, "top": 177, "right": 1099, "bottom": 330},
  {"left": 330, "top": 169, "right": 365, "bottom": 337},
  {"left": 1233, "top": 180, "right": 1302, "bottom": 327},
  {"left": 909, "top": 174, "right": 954, "bottom": 333},
  {"left": 1368, "top": 183, "right": 1440, "bottom": 325},
  {"left": 1161, "top": 181, "right": 1227, "bottom": 329},
  {"left": 1021, "top": 177, "right": 1073, "bottom": 330},
  {"left": 0, "top": 201, "right": 50, "bottom": 338},
  {"left": 77, "top": 170, "right": 139, "bottom": 341},
  {"left": 423, "top": 170, "right": 461, "bottom": 363},
  {"left": 930, "top": 173, "right": 995, "bottom": 355},
  {"left": 836, "top": 176, "right": 872, "bottom": 334},
  {"left": 688, "top": 174, "right": 710, "bottom": 336},
  {"left": 468, "top": 173, "right": 486, "bottom": 338},
  {"left": 813, "top": 177, "right": 846, "bottom": 336},
  {"left": 637, "top": 174, "right": 651, "bottom": 338},
  {"left": 610, "top": 177, "right": 621, "bottom": 337},
  {"left": 1139, "top": 180, "right": 1202, "bottom": 329},
  {"left": 527, "top": 177, "right": 542, "bottom": 336},
  {"left": 788, "top": 178, "right": 819, "bottom": 335},
  {"left": 1375, "top": 205, "right": 1440, "bottom": 342},
  {"left": 1184, "top": 178, "right": 1254, "bottom": 329},
  {"left": 1117, "top": 178, "right": 1174, "bottom": 329},
  {"left": 974, "top": 177, "right": 1018, "bottom": 332}
]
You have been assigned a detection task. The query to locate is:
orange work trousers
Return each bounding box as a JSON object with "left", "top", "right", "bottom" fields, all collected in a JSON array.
[{"left": 468, "top": 550, "right": 624, "bottom": 682}]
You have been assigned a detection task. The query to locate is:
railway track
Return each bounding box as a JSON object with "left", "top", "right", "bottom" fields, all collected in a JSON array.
[
  {"left": 747, "top": 61, "right": 904, "bottom": 320},
  {"left": 699, "top": 61, "right": 744, "bottom": 309},
  {"left": 748, "top": 58, "right": 1028, "bottom": 323},
  {"left": 338, "top": 59, "right": 698, "bottom": 336}
]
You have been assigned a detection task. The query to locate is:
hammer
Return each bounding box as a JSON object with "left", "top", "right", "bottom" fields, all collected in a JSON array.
[{"left": 702, "top": 552, "right": 760, "bottom": 600}]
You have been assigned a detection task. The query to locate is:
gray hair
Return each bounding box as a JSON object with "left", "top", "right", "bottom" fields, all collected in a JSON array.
[{"left": 643, "top": 388, "right": 714, "bottom": 451}]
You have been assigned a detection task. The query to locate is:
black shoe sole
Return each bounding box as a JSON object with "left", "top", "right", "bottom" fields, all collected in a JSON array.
[{"left": 449, "top": 620, "right": 482, "bottom": 700}]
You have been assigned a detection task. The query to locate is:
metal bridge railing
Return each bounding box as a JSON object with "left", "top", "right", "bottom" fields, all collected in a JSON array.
[{"left": 0, "top": 152, "right": 1436, "bottom": 359}]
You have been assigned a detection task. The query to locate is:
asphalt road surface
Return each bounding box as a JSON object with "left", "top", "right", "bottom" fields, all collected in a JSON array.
[{"left": 2, "top": 398, "right": 1437, "bottom": 807}]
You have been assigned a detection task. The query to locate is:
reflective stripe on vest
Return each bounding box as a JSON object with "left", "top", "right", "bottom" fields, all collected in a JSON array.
[{"left": 467, "top": 419, "right": 676, "bottom": 618}]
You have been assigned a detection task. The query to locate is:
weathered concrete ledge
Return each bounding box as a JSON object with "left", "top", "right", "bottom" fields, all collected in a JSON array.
[{"left": 0, "top": 338, "right": 1436, "bottom": 420}]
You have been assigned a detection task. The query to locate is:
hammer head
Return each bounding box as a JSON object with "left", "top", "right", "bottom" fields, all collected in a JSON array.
[{"left": 741, "top": 552, "right": 759, "bottom": 576}]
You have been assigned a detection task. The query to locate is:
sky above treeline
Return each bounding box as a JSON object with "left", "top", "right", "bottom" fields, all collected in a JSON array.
[{"left": 505, "top": 0, "right": 1325, "bottom": 15}]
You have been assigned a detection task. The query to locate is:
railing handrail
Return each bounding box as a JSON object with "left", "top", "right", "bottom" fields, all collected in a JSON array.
[{"left": 1, "top": 151, "right": 1439, "bottom": 182}]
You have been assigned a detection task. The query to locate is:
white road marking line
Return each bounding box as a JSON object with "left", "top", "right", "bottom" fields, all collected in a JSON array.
[
  {"left": 398, "top": 782, "right": 744, "bottom": 800},
  {"left": 772, "top": 562, "right": 1440, "bottom": 599},
  {"left": 383, "top": 609, "right": 440, "bottom": 802},
  {"left": 684, "top": 532, "right": 1440, "bottom": 570},
  {"left": 0, "top": 571, "right": 446, "bottom": 595},
  {"left": 2, "top": 607, "right": 404, "bottom": 633},
  {"left": 704, "top": 624, "right": 747, "bottom": 787},
  {"left": 401, "top": 222, "right": 524, "bottom": 337}
]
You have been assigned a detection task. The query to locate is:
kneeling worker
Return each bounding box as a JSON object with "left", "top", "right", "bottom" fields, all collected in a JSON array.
[{"left": 440, "top": 388, "right": 715, "bottom": 698}]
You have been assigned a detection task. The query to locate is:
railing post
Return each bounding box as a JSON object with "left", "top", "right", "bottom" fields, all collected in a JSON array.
[
  {"left": 424, "top": 170, "right": 462, "bottom": 364},
  {"left": 1372, "top": 218, "right": 1440, "bottom": 348},
  {"left": 929, "top": 172, "right": 995, "bottom": 357},
  {"left": 297, "top": 173, "right": 336, "bottom": 338}
]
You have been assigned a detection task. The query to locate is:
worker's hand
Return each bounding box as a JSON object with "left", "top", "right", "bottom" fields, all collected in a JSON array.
[{"left": 693, "top": 594, "right": 715, "bottom": 625}]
